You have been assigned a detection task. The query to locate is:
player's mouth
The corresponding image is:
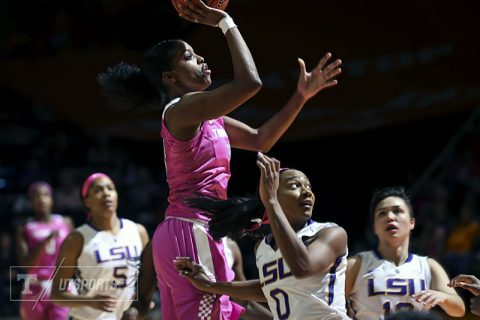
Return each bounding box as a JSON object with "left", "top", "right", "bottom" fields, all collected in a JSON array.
[
  {"left": 202, "top": 63, "right": 211, "bottom": 76},
  {"left": 385, "top": 224, "right": 398, "bottom": 233},
  {"left": 299, "top": 199, "right": 313, "bottom": 209}
]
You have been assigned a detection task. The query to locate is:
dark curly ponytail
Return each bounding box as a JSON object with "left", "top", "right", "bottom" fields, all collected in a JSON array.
[
  {"left": 97, "top": 39, "right": 184, "bottom": 112},
  {"left": 186, "top": 195, "right": 266, "bottom": 241}
]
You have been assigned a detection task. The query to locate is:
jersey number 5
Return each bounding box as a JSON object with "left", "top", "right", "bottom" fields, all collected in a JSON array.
[{"left": 113, "top": 266, "right": 128, "bottom": 288}]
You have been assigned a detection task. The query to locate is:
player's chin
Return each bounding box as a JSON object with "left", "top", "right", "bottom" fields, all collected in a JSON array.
[
  {"left": 302, "top": 210, "right": 313, "bottom": 219},
  {"left": 201, "top": 77, "right": 212, "bottom": 89},
  {"left": 101, "top": 207, "right": 116, "bottom": 217}
]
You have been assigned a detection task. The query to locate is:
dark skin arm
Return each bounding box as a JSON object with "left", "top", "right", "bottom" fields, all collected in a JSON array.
[
  {"left": 226, "top": 238, "right": 272, "bottom": 319},
  {"left": 345, "top": 256, "right": 361, "bottom": 297},
  {"left": 166, "top": 0, "right": 262, "bottom": 139},
  {"left": 174, "top": 257, "right": 267, "bottom": 302},
  {"left": 121, "top": 241, "right": 155, "bottom": 320},
  {"left": 448, "top": 274, "right": 480, "bottom": 316},
  {"left": 224, "top": 54, "right": 342, "bottom": 152},
  {"left": 449, "top": 274, "right": 480, "bottom": 296},
  {"left": 51, "top": 231, "right": 117, "bottom": 310},
  {"left": 256, "top": 152, "right": 348, "bottom": 278},
  {"left": 169, "top": 1, "right": 342, "bottom": 152},
  {"left": 136, "top": 223, "right": 149, "bottom": 249}
]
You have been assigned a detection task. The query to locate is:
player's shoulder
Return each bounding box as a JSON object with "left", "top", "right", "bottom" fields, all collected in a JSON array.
[
  {"left": 64, "top": 230, "right": 84, "bottom": 243},
  {"left": 61, "top": 230, "right": 84, "bottom": 254},
  {"left": 349, "top": 250, "right": 378, "bottom": 266}
]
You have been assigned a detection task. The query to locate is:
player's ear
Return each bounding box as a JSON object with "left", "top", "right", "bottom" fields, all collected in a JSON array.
[
  {"left": 162, "top": 71, "right": 177, "bottom": 84},
  {"left": 410, "top": 217, "right": 415, "bottom": 231}
]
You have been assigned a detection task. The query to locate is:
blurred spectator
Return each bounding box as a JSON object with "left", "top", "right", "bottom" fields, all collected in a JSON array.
[
  {"left": 443, "top": 194, "right": 480, "bottom": 276},
  {"left": 414, "top": 183, "right": 453, "bottom": 258}
]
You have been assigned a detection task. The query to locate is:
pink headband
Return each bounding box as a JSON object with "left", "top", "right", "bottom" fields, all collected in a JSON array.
[
  {"left": 81, "top": 173, "right": 111, "bottom": 198},
  {"left": 28, "top": 181, "right": 53, "bottom": 198}
]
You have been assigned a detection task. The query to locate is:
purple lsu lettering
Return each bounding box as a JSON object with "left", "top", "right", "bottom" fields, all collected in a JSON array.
[
  {"left": 368, "top": 278, "right": 426, "bottom": 296},
  {"left": 95, "top": 245, "right": 139, "bottom": 263},
  {"left": 262, "top": 258, "right": 293, "bottom": 286}
]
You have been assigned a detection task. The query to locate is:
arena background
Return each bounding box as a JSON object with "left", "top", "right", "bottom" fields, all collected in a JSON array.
[{"left": 1, "top": 0, "right": 479, "bottom": 318}]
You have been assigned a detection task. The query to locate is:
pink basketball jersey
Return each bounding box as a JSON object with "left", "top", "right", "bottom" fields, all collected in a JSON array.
[
  {"left": 161, "top": 98, "right": 231, "bottom": 221},
  {"left": 23, "top": 214, "right": 70, "bottom": 280}
]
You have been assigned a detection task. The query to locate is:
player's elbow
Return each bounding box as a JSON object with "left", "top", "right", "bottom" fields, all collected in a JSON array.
[
  {"left": 253, "top": 134, "right": 274, "bottom": 153},
  {"left": 251, "top": 78, "right": 262, "bottom": 92},
  {"left": 447, "top": 303, "right": 466, "bottom": 317},
  {"left": 241, "top": 76, "right": 262, "bottom": 95},
  {"left": 244, "top": 66, "right": 262, "bottom": 86},
  {"left": 448, "top": 310, "right": 465, "bottom": 317}
]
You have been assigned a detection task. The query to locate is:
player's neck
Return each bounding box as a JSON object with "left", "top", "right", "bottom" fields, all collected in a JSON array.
[
  {"left": 35, "top": 213, "right": 51, "bottom": 223},
  {"left": 377, "top": 238, "right": 410, "bottom": 266},
  {"left": 90, "top": 214, "right": 121, "bottom": 233}
]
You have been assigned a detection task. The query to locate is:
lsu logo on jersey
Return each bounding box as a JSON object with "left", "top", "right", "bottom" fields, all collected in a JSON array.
[
  {"left": 261, "top": 258, "right": 293, "bottom": 286},
  {"left": 368, "top": 277, "right": 426, "bottom": 296},
  {"left": 94, "top": 245, "right": 140, "bottom": 264}
]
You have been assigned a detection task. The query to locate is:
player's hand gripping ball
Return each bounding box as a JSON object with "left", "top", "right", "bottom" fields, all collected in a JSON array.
[{"left": 171, "top": 0, "right": 229, "bottom": 14}]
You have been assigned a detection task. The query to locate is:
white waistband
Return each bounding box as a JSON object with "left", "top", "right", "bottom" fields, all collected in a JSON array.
[{"left": 165, "top": 216, "right": 208, "bottom": 226}]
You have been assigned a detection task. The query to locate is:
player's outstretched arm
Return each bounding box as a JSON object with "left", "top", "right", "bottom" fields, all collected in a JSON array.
[{"left": 174, "top": 256, "right": 266, "bottom": 302}]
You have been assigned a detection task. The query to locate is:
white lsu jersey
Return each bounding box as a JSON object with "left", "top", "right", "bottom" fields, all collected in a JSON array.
[
  {"left": 69, "top": 218, "right": 143, "bottom": 320},
  {"left": 349, "top": 250, "right": 432, "bottom": 320},
  {"left": 256, "top": 221, "right": 350, "bottom": 320}
]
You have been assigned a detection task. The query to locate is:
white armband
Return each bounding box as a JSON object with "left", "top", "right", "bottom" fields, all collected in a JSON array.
[{"left": 218, "top": 15, "right": 237, "bottom": 35}]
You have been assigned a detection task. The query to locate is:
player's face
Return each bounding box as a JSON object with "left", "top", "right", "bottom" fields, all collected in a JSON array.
[
  {"left": 31, "top": 185, "right": 53, "bottom": 218},
  {"left": 84, "top": 176, "right": 118, "bottom": 217},
  {"left": 168, "top": 41, "right": 211, "bottom": 92},
  {"left": 277, "top": 169, "right": 315, "bottom": 231},
  {"left": 373, "top": 196, "right": 415, "bottom": 241}
]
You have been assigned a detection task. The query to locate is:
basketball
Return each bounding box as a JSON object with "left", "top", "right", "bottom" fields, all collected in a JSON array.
[{"left": 171, "top": 0, "right": 229, "bottom": 14}]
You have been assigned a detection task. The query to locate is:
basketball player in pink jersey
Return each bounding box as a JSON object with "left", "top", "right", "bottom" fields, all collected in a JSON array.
[
  {"left": 16, "top": 181, "right": 72, "bottom": 320},
  {"left": 97, "top": 0, "right": 342, "bottom": 318}
]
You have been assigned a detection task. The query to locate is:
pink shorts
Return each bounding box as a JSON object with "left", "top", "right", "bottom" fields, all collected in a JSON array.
[
  {"left": 152, "top": 217, "right": 244, "bottom": 320},
  {"left": 20, "top": 283, "right": 69, "bottom": 320}
]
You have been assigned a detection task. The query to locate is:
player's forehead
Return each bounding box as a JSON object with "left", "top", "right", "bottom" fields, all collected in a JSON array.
[
  {"left": 34, "top": 185, "right": 52, "bottom": 195},
  {"left": 280, "top": 169, "right": 309, "bottom": 183},
  {"left": 90, "top": 176, "right": 115, "bottom": 188},
  {"left": 177, "top": 41, "right": 194, "bottom": 55},
  {"left": 375, "top": 197, "right": 408, "bottom": 211}
]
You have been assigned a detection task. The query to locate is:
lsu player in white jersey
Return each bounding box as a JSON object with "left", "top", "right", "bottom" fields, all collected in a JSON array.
[
  {"left": 346, "top": 186, "right": 465, "bottom": 320},
  {"left": 175, "top": 153, "right": 350, "bottom": 320},
  {"left": 51, "top": 173, "right": 149, "bottom": 320}
]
